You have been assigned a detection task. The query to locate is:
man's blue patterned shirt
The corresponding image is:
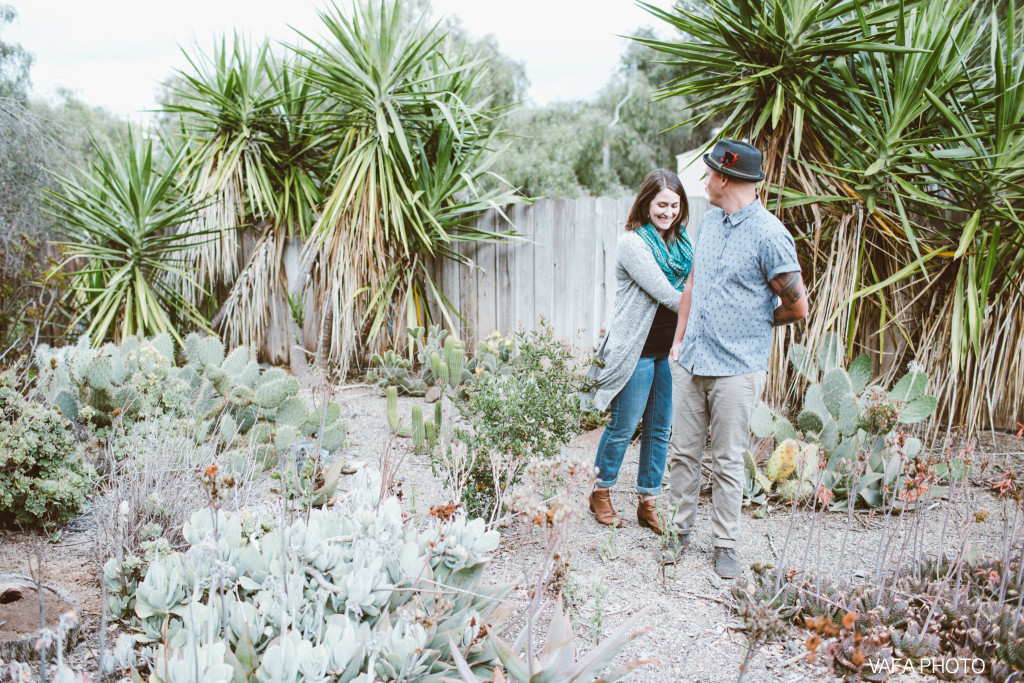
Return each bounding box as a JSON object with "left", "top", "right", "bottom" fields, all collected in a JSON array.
[{"left": 678, "top": 198, "right": 800, "bottom": 376}]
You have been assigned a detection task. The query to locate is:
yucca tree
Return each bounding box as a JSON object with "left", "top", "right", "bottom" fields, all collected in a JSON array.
[
  {"left": 48, "top": 130, "right": 213, "bottom": 345},
  {"left": 292, "top": 0, "right": 525, "bottom": 374},
  {"left": 642, "top": 0, "right": 1024, "bottom": 432},
  {"left": 163, "top": 36, "right": 332, "bottom": 361}
]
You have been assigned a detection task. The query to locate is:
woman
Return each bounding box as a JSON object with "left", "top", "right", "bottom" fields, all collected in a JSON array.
[{"left": 589, "top": 169, "right": 692, "bottom": 534}]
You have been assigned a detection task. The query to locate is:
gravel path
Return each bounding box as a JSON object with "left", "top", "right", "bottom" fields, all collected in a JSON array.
[{"left": 340, "top": 385, "right": 1021, "bottom": 682}]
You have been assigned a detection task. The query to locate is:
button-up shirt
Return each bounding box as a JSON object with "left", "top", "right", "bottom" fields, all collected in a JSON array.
[{"left": 678, "top": 198, "right": 800, "bottom": 376}]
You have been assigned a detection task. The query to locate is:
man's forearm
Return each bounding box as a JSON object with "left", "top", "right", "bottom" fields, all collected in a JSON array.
[{"left": 773, "top": 303, "right": 804, "bottom": 326}]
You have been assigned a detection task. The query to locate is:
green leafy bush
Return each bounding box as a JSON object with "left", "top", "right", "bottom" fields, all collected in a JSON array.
[
  {"left": 451, "top": 322, "right": 582, "bottom": 519},
  {"left": 0, "top": 371, "right": 94, "bottom": 527}
]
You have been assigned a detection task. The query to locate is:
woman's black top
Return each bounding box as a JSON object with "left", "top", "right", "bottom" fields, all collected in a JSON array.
[{"left": 641, "top": 304, "right": 676, "bottom": 357}]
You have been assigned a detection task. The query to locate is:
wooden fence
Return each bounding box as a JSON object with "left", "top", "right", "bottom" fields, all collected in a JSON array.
[{"left": 428, "top": 196, "right": 710, "bottom": 350}]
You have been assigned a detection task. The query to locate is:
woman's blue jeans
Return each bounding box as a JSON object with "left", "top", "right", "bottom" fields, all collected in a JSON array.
[{"left": 594, "top": 355, "right": 672, "bottom": 495}]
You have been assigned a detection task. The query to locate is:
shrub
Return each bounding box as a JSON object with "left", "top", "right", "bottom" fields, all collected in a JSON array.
[
  {"left": 0, "top": 371, "right": 93, "bottom": 527},
  {"left": 451, "top": 322, "right": 582, "bottom": 520}
]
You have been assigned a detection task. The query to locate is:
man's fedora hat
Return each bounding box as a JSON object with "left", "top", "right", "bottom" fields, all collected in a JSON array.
[{"left": 703, "top": 139, "right": 766, "bottom": 181}]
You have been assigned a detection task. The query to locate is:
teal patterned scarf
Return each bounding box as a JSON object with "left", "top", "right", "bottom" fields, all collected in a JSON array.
[{"left": 637, "top": 223, "right": 692, "bottom": 291}]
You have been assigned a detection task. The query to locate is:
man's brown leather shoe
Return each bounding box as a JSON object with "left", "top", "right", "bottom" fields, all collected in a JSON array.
[
  {"left": 637, "top": 495, "right": 663, "bottom": 535},
  {"left": 589, "top": 487, "right": 622, "bottom": 527}
]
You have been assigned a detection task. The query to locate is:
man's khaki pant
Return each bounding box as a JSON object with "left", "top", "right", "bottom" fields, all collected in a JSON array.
[{"left": 666, "top": 365, "right": 767, "bottom": 548}]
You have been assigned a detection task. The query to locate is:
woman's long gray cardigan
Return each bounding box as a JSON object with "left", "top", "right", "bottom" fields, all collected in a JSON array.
[{"left": 590, "top": 231, "right": 682, "bottom": 412}]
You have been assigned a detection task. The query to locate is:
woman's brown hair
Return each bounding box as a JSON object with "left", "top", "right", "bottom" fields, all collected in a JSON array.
[{"left": 624, "top": 168, "right": 689, "bottom": 243}]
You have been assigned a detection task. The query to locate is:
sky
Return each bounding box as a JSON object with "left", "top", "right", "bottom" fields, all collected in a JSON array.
[{"left": 4, "top": 0, "right": 673, "bottom": 121}]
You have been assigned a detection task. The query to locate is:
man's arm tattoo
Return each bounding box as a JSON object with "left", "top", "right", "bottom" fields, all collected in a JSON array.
[
  {"left": 771, "top": 271, "right": 805, "bottom": 305},
  {"left": 770, "top": 271, "right": 808, "bottom": 326}
]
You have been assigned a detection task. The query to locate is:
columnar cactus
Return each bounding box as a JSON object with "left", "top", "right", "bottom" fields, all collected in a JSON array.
[{"left": 386, "top": 386, "right": 441, "bottom": 452}]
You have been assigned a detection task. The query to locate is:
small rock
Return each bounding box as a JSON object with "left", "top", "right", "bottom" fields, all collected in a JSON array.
[
  {"left": 424, "top": 386, "right": 441, "bottom": 403},
  {"left": 341, "top": 460, "right": 365, "bottom": 475}
]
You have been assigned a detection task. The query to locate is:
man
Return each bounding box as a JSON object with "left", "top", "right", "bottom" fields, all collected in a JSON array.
[{"left": 663, "top": 139, "right": 808, "bottom": 578}]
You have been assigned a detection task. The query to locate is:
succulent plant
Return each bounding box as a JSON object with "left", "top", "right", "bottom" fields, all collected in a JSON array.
[
  {"left": 386, "top": 385, "right": 442, "bottom": 452},
  {"left": 449, "top": 598, "right": 655, "bottom": 683},
  {"left": 750, "top": 332, "right": 937, "bottom": 509},
  {"left": 120, "top": 470, "right": 507, "bottom": 682},
  {"left": 34, "top": 334, "right": 348, "bottom": 470}
]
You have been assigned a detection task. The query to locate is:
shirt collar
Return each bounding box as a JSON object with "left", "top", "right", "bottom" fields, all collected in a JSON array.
[{"left": 723, "top": 196, "right": 762, "bottom": 227}]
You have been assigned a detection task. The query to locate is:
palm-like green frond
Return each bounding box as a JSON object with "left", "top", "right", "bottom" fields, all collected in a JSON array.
[
  {"left": 47, "top": 130, "right": 213, "bottom": 345},
  {"left": 643, "top": 0, "right": 1024, "bottom": 432},
  {"left": 293, "top": 0, "right": 526, "bottom": 370}
]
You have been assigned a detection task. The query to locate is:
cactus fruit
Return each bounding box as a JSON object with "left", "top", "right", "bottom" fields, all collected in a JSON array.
[{"left": 767, "top": 439, "right": 800, "bottom": 481}]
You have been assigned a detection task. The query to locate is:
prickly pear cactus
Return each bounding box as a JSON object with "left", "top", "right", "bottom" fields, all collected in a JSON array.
[{"left": 755, "top": 335, "right": 940, "bottom": 510}]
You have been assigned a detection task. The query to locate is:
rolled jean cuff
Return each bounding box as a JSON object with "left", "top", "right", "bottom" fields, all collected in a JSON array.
[
  {"left": 635, "top": 484, "right": 662, "bottom": 496},
  {"left": 596, "top": 478, "right": 617, "bottom": 488}
]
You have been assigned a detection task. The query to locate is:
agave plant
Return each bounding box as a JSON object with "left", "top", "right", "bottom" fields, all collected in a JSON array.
[
  {"left": 641, "top": 0, "right": 1024, "bottom": 433},
  {"left": 48, "top": 130, "right": 213, "bottom": 345}
]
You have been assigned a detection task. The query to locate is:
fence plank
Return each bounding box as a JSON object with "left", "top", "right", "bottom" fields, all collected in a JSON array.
[
  {"left": 475, "top": 210, "right": 497, "bottom": 339},
  {"left": 511, "top": 203, "right": 535, "bottom": 331},
  {"left": 533, "top": 201, "right": 555, "bottom": 326},
  {"left": 573, "top": 198, "right": 596, "bottom": 348},
  {"left": 495, "top": 207, "right": 514, "bottom": 335},
  {"left": 551, "top": 198, "right": 575, "bottom": 340}
]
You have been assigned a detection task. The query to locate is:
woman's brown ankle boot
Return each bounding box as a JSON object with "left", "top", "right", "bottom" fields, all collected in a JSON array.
[
  {"left": 589, "top": 487, "right": 622, "bottom": 527},
  {"left": 637, "top": 494, "right": 663, "bottom": 535}
]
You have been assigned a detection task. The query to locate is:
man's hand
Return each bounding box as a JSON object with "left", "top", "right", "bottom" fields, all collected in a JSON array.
[
  {"left": 669, "top": 340, "right": 681, "bottom": 362},
  {"left": 770, "top": 270, "right": 808, "bottom": 326}
]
